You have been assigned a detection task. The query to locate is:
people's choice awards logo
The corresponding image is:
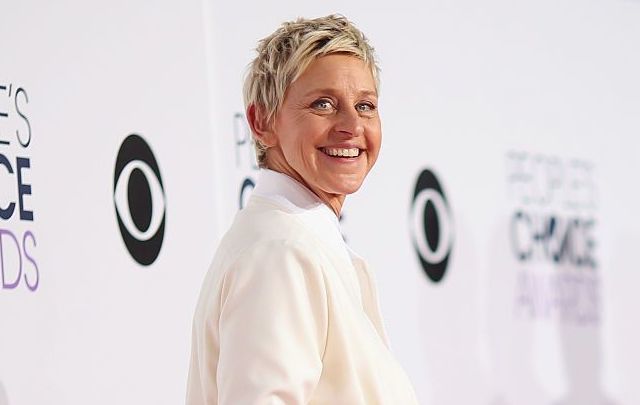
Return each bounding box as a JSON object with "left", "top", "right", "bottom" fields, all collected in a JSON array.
[
  {"left": 0, "top": 83, "right": 38, "bottom": 292},
  {"left": 114, "top": 134, "right": 165, "bottom": 266},
  {"left": 506, "top": 151, "right": 599, "bottom": 324},
  {"left": 410, "top": 169, "right": 453, "bottom": 283}
]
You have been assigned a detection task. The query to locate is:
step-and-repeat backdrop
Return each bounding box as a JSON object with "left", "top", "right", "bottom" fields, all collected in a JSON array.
[{"left": 1, "top": 0, "right": 639, "bottom": 404}]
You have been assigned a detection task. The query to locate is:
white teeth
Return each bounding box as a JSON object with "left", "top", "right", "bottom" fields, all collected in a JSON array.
[{"left": 323, "top": 147, "right": 360, "bottom": 158}]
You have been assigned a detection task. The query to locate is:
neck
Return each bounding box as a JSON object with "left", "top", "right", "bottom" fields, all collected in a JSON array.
[{"left": 265, "top": 157, "right": 344, "bottom": 217}]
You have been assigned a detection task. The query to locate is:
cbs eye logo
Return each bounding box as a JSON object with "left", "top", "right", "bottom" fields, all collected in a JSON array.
[
  {"left": 410, "top": 169, "right": 453, "bottom": 283},
  {"left": 113, "top": 134, "right": 166, "bottom": 266}
]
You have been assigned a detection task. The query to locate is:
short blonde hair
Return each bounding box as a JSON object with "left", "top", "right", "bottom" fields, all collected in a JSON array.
[{"left": 243, "top": 14, "right": 380, "bottom": 167}]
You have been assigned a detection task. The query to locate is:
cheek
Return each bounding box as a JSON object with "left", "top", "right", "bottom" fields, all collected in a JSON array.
[
  {"left": 367, "top": 126, "right": 382, "bottom": 158},
  {"left": 286, "top": 131, "right": 318, "bottom": 166},
  {"left": 296, "top": 120, "right": 328, "bottom": 153},
  {"left": 278, "top": 128, "right": 306, "bottom": 157}
]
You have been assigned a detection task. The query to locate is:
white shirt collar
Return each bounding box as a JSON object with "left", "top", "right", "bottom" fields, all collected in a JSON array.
[
  {"left": 251, "top": 169, "right": 359, "bottom": 260},
  {"left": 252, "top": 168, "right": 341, "bottom": 228}
]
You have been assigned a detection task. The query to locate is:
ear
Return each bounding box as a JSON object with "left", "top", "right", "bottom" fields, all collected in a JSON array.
[{"left": 246, "top": 104, "right": 277, "bottom": 147}]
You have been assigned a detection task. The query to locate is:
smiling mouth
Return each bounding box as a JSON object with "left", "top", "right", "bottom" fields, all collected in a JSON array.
[{"left": 321, "top": 147, "right": 361, "bottom": 158}]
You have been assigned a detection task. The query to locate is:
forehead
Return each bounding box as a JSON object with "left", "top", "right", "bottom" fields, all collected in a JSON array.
[{"left": 288, "top": 54, "right": 377, "bottom": 97}]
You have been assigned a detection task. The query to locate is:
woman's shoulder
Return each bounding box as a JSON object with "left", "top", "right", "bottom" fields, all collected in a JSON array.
[
  {"left": 215, "top": 196, "right": 323, "bottom": 266},
  {"left": 192, "top": 199, "right": 331, "bottom": 340}
]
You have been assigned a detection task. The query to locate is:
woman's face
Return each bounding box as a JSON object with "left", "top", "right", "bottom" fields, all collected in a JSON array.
[{"left": 265, "top": 54, "right": 381, "bottom": 210}]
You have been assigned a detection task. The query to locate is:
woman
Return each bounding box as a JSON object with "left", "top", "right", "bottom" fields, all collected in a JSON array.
[{"left": 187, "top": 15, "right": 418, "bottom": 404}]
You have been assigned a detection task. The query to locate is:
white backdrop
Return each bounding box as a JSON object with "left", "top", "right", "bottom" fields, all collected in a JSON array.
[
  {"left": 0, "top": 1, "right": 216, "bottom": 404},
  {"left": 2, "top": 0, "right": 640, "bottom": 404}
]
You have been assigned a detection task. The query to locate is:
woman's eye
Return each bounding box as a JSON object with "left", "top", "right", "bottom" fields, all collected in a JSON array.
[
  {"left": 312, "top": 99, "right": 333, "bottom": 110},
  {"left": 356, "top": 102, "right": 376, "bottom": 113}
]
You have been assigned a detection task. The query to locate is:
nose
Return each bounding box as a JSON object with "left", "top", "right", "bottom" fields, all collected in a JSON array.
[{"left": 333, "top": 107, "right": 365, "bottom": 138}]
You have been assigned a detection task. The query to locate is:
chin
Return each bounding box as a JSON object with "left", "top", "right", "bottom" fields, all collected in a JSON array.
[{"left": 328, "top": 177, "right": 366, "bottom": 196}]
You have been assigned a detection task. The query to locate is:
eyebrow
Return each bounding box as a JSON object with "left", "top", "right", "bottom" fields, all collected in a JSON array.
[{"left": 303, "top": 88, "right": 378, "bottom": 98}]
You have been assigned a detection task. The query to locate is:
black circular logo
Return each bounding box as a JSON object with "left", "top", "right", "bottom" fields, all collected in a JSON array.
[
  {"left": 410, "top": 169, "right": 453, "bottom": 283},
  {"left": 113, "top": 134, "right": 166, "bottom": 265},
  {"left": 239, "top": 177, "right": 255, "bottom": 209}
]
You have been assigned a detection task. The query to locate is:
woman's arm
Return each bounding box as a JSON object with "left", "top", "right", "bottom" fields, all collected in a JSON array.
[{"left": 216, "top": 239, "right": 329, "bottom": 404}]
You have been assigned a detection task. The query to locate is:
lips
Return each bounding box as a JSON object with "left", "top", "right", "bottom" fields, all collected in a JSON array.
[{"left": 321, "top": 147, "right": 361, "bottom": 158}]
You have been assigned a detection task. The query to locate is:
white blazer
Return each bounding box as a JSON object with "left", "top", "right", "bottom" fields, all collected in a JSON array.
[{"left": 186, "top": 170, "right": 418, "bottom": 404}]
